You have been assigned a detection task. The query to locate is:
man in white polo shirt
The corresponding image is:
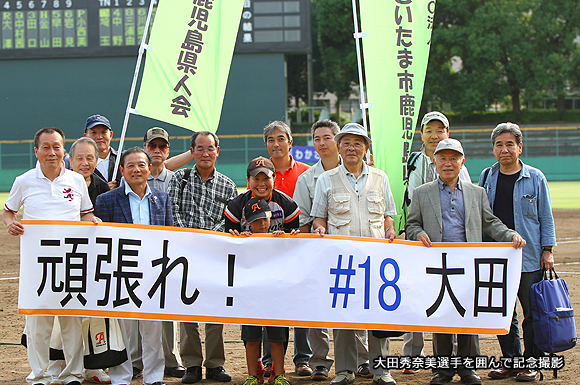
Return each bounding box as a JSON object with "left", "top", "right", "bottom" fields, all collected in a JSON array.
[{"left": 3, "top": 127, "right": 100, "bottom": 385}]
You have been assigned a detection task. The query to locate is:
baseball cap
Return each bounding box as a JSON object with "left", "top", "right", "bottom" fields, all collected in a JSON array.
[
  {"left": 247, "top": 156, "right": 275, "bottom": 178},
  {"left": 334, "top": 123, "right": 372, "bottom": 145},
  {"left": 421, "top": 111, "right": 449, "bottom": 130},
  {"left": 144, "top": 127, "right": 170, "bottom": 144},
  {"left": 85, "top": 114, "right": 112, "bottom": 131},
  {"left": 433, "top": 138, "right": 464, "bottom": 156},
  {"left": 244, "top": 197, "right": 272, "bottom": 223}
]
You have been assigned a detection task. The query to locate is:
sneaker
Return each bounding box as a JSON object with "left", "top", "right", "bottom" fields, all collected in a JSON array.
[
  {"left": 256, "top": 360, "right": 265, "bottom": 384},
  {"left": 206, "top": 366, "right": 232, "bottom": 382},
  {"left": 83, "top": 369, "right": 111, "bottom": 383},
  {"left": 244, "top": 376, "right": 261, "bottom": 385},
  {"left": 267, "top": 363, "right": 278, "bottom": 383},
  {"left": 311, "top": 366, "right": 330, "bottom": 381},
  {"left": 373, "top": 373, "right": 396, "bottom": 385},
  {"left": 330, "top": 371, "right": 355, "bottom": 385},
  {"left": 132, "top": 367, "right": 143, "bottom": 380},
  {"left": 402, "top": 368, "right": 420, "bottom": 374},
  {"left": 182, "top": 366, "right": 202, "bottom": 384},
  {"left": 264, "top": 362, "right": 273, "bottom": 377},
  {"left": 272, "top": 374, "right": 290, "bottom": 385},
  {"left": 356, "top": 363, "right": 373, "bottom": 378},
  {"left": 165, "top": 366, "right": 187, "bottom": 378}
]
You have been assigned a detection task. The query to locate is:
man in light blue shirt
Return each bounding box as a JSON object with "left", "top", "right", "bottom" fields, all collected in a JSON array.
[
  {"left": 95, "top": 147, "right": 173, "bottom": 385},
  {"left": 479, "top": 123, "right": 556, "bottom": 382}
]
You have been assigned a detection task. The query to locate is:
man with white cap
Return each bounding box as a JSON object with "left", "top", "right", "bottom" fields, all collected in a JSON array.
[
  {"left": 402, "top": 112, "right": 472, "bottom": 368},
  {"left": 407, "top": 111, "right": 470, "bottom": 200},
  {"left": 311, "top": 123, "right": 397, "bottom": 385},
  {"left": 406, "top": 138, "right": 526, "bottom": 385}
]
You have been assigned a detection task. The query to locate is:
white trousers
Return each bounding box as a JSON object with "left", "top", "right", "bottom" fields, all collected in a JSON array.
[
  {"left": 25, "top": 315, "right": 83, "bottom": 385},
  {"left": 109, "top": 319, "right": 164, "bottom": 385}
]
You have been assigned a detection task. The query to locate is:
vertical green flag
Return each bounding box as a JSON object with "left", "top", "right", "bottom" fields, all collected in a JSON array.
[
  {"left": 359, "top": 0, "right": 435, "bottom": 231},
  {"left": 135, "top": 0, "right": 243, "bottom": 132}
]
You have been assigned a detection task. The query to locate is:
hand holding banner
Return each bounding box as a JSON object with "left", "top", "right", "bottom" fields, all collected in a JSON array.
[{"left": 20, "top": 221, "right": 521, "bottom": 335}]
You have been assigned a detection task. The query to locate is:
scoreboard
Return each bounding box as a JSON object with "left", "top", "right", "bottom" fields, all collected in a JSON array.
[{"left": 0, "top": 0, "right": 310, "bottom": 59}]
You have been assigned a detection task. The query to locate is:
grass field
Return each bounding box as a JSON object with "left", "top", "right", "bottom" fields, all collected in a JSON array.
[{"left": 0, "top": 181, "right": 578, "bottom": 210}]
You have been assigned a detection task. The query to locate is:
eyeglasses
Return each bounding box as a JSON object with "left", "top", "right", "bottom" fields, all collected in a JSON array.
[
  {"left": 194, "top": 147, "right": 217, "bottom": 154},
  {"left": 147, "top": 142, "right": 168, "bottom": 150}
]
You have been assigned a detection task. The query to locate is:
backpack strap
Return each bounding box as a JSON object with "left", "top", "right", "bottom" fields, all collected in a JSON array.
[
  {"left": 180, "top": 168, "right": 192, "bottom": 196},
  {"left": 482, "top": 167, "right": 491, "bottom": 186}
]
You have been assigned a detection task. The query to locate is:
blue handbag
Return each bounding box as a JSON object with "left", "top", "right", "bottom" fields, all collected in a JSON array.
[{"left": 530, "top": 268, "right": 576, "bottom": 354}]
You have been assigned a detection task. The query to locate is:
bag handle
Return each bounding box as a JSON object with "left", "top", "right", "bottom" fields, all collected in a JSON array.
[{"left": 542, "top": 267, "right": 559, "bottom": 280}]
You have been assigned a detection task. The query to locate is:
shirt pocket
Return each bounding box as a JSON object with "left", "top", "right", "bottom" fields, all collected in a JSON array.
[
  {"left": 331, "top": 193, "right": 351, "bottom": 215},
  {"left": 366, "top": 194, "right": 385, "bottom": 215},
  {"left": 521, "top": 195, "right": 538, "bottom": 218},
  {"left": 328, "top": 217, "right": 351, "bottom": 229},
  {"left": 207, "top": 194, "right": 228, "bottom": 223}
]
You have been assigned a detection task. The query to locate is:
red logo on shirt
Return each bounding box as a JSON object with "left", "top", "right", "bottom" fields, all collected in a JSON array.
[{"left": 63, "top": 188, "right": 74, "bottom": 201}]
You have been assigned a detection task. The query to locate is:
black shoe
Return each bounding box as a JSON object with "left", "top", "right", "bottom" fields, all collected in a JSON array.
[
  {"left": 66, "top": 382, "right": 82, "bottom": 385},
  {"left": 165, "top": 366, "right": 187, "bottom": 378},
  {"left": 430, "top": 372, "right": 454, "bottom": 385},
  {"left": 182, "top": 366, "right": 203, "bottom": 384},
  {"left": 207, "top": 366, "right": 232, "bottom": 382},
  {"left": 356, "top": 363, "right": 373, "bottom": 378},
  {"left": 133, "top": 366, "right": 143, "bottom": 379},
  {"left": 311, "top": 366, "right": 330, "bottom": 381},
  {"left": 150, "top": 382, "right": 166, "bottom": 385}
]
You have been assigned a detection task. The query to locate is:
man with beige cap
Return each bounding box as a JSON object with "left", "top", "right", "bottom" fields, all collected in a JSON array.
[{"left": 312, "top": 123, "right": 397, "bottom": 385}]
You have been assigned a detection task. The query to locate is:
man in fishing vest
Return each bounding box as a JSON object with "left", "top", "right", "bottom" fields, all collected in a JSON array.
[{"left": 311, "top": 123, "right": 398, "bottom": 385}]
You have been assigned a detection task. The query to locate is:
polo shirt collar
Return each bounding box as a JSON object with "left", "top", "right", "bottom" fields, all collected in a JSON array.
[
  {"left": 270, "top": 155, "right": 296, "bottom": 172},
  {"left": 148, "top": 165, "right": 169, "bottom": 182},
  {"left": 35, "top": 161, "right": 66, "bottom": 180}
]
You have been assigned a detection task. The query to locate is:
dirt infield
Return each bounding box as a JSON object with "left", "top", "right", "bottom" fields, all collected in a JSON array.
[{"left": 1, "top": 209, "right": 578, "bottom": 384}]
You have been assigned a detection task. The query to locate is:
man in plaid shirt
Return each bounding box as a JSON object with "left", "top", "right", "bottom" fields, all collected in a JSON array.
[{"left": 167, "top": 131, "right": 238, "bottom": 383}]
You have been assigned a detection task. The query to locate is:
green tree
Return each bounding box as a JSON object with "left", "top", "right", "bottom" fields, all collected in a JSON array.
[
  {"left": 425, "top": 0, "right": 580, "bottom": 115},
  {"left": 526, "top": 0, "right": 580, "bottom": 112},
  {"left": 314, "top": 0, "right": 359, "bottom": 109},
  {"left": 426, "top": 0, "right": 535, "bottom": 114}
]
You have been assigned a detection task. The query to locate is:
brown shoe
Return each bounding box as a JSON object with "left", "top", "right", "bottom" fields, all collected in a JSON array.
[
  {"left": 295, "top": 363, "right": 313, "bottom": 376},
  {"left": 515, "top": 370, "right": 542, "bottom": 382},
  {"left": 488, "top": 367, "right": 520, "bottom": 379}
]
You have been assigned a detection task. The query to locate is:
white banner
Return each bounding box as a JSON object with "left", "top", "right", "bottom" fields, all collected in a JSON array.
[{"left": 19, "top": 221, "right": 522, "bottom": 335}]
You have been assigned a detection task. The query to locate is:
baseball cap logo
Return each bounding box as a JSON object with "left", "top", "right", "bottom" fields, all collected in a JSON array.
[
  {"left": 251, "top": 203, "right": 260, "bottom": 213},
  {"left": 256, "top": 159, "right": 265, "bottom": 167}
]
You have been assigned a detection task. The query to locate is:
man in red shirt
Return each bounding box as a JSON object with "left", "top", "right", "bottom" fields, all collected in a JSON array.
[
  {"left": 263, "top": 120, "right": 310, "bottom": 197},
  {"left": 261, "top": 121, "right": 312, "bottom": 376}
]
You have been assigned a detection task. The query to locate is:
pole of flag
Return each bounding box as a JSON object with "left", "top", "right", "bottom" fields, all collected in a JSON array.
[
  {"left": 111, "top": 0, "right": 157, "bottom": 182},
  {"left": 351, "top": 0, "right": 371, "bottom": 162}
]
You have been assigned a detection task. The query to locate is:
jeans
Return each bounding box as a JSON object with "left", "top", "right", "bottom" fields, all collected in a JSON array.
[{"left": 497, "top": 269, "right": 543, "bottom": 358}]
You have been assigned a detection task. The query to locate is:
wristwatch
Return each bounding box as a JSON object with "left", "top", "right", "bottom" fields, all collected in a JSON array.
[{"left": 542, "top": 246, "right": 553, "bottom": 253}]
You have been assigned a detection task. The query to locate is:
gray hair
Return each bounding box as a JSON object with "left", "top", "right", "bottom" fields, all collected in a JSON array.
[
  {"left": 491, "top": 122, "right": 523, "bottom": 145},
  {"left": 69, "top": 137, "right": 98, "bottom": 159},
  {"left": 263, "top": 120, "right": 292, "bottom": 143},
  {"left": 311, "top": 119, "right": 340, "bottom": 138}
]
